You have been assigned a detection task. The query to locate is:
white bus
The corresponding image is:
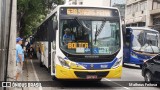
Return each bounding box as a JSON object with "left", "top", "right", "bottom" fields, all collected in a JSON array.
[{"left": 34, "top": 5, "right": 123, "bottom": 80}]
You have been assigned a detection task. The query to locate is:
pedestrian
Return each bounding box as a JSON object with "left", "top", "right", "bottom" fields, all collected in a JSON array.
[
  {"left": 16, "top": 37, "right": 24, "bottom": 81},
  {"left": 36, "top": 44, "right": 41, "bottom": 60},
  {"left": 28, "top": 45, "right": 34, "bottom": 59}
]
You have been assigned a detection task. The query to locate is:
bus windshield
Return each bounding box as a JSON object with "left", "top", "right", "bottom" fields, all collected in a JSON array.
[
  {"left": 60, "top": 19, "right": 120, "bottom": 55},
  {"left": 132, "top": 29, "right": 159, "bottom": 53}
]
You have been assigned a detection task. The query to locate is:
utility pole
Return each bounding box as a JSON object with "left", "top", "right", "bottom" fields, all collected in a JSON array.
[
  {"left": 0, "top": 0, "right": 3, "bottom": 89},
  {"left": 0, "top": 0, "right": 15, "bottom": 90},
  {"left": 7, "top": 0, "right": 17, "bottom": 83}
]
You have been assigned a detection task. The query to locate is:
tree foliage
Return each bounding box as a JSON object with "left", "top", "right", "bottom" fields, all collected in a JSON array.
[{"left": 17, "top": 0, "right": 64, "bottom": 38}]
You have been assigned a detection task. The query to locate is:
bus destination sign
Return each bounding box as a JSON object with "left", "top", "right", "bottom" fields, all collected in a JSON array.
[{"left": 60, "top": 7, "right": 117, "bottom": 17}]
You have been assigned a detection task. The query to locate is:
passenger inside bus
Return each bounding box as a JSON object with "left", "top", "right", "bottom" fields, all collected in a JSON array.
[{"left": 63, "top": 28, "right": 75, "bottom": 45}]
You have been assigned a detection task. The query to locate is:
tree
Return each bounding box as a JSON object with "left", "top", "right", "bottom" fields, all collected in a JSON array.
[{"left": 17, "top": 0, "right": 64, "bottom": 38}]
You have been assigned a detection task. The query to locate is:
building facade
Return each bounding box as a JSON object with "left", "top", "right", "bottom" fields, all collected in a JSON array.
[
  {"left": 112, "top": 4, "right": 125, "bottom": 24},
  {"left": 65, "top": 0, "right": 111, "bottom": 6},
  {"left": 125, "top": 0, "right": 160, "bottom": 31},
  {"left": 151, "top": 0, "right": 160, "bottom": 31}
]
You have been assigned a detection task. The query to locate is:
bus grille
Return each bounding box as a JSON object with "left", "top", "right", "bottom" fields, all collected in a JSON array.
[
  {"left": 70, "top": 58, "right": 115, "bottom": 63},
  {"left": 74, "top": 71, "right": 109, "bottom": 78}
]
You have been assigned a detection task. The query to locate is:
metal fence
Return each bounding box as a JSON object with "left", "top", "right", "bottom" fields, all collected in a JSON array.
[{"left": 0, "top": 0, "right": 12, "bottom": 89}]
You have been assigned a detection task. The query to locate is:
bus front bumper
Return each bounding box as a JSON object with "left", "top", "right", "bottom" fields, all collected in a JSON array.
[{"left": 55, "top": 65, "right": 122, "bottom": 79}]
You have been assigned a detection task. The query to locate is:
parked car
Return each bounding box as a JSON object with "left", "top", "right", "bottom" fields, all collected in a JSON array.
[{"left": 142, "top": 54, "right": 160, "bottom": 83}]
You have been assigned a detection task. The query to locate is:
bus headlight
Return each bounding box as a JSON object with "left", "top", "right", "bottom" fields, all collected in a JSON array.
[
  {"left": 112, "top": 57, "right": 122, "bottom": 69},
  {"left": 57, "top": 56, "right": 70, "bottom": 68}
]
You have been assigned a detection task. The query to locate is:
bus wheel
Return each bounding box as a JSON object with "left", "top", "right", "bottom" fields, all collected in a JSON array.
[{"left": 145, "top": 71, "right": 153, "bottom": 83}]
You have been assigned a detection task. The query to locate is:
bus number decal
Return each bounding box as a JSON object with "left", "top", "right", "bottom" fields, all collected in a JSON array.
[
  {"left": 67, "top": 9, "right": 77, "bottom": 15},
  {"left": 68, "top": 43, "right": 88, "bottom": 49}
]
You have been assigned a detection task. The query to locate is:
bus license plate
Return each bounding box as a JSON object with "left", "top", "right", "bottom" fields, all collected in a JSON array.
[{"left": 86, "top": 75, "right": 97, "bottom": 79}]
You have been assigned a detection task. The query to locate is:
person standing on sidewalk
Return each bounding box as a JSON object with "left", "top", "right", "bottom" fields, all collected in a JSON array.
[{"left": 16, "top": 37, "right": 24, "bottom": 81}]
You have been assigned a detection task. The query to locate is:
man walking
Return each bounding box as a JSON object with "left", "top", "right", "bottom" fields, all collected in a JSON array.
[{"left": 16, "top": 37, "right": 24, "bottom": 81}]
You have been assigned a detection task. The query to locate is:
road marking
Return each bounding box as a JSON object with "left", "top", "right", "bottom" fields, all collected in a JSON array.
[
  {"left": 104, "top": 78, "right": 130, "bottom": 90},
  {"left": 31, "top": 59, "right": 43, "bottom": 90}
]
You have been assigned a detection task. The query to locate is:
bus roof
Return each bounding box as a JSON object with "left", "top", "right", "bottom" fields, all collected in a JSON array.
[{"left": 126, "top": 27, "right": 159, "bottom": 33}]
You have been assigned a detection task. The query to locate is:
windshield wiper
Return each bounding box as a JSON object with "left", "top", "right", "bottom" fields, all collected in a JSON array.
[
  {"left": 95, "top": 25, "right": 98, "bottom": 44},
  {"left": 94, "top": 18, "right": 107, "bottom": 44},
  {"left": 74, "top": 17, "right": 90, "bottom": 31},
  {"left": 75, "top": 17, "right": 83, "bottom": 27}
]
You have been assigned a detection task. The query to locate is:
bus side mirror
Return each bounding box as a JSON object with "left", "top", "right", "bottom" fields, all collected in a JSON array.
[
  {"left": 122, "top": 24, "right": 126, "bottom": 34},
  {"left": 122, "top": 25, "right": 126, "bottom": 43}
]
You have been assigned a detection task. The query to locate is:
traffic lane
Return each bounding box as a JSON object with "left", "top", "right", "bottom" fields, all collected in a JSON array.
[
  {"left": 32, "top": 59, "right": 128, "bottom": 90},
  {"left": 122, "top": 64, "right": 144, "bottom": 81},
  {"left": 32, "top": 59, "right": 159, "bottom": 90},
  {"left": 110, "top": 64, "right": 144, "bottom": 81},
  {"left": 109, "top": 64, "right": 160, "bottom": 90}
]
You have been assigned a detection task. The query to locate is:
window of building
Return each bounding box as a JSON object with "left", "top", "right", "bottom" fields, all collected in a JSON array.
[
  {"left": 138, "top": 2, "right": 140, "bottom": 11},
  {"left": 153, "top": 0, "right": 160, "bottom": 9},
  {"left": 79, "top": 2, "right": 83, "bottom": 5},
  {"left": 131, "top": 23, "right": 138, "bottom": 27},
  {"left": 140, "top": 1, "right": 146, "bottom": 11},
  {"left": 127, "top": 5, "right": 131, "bottom": 15},
  {"left": 72, "top": 2, "right": 76, "bottom": 5},
  {"left": 133, "top": 3, "right": 138, "bottom": 13},
  {"left": 138, "top": 22, "right": 146, "bottom": 27}
]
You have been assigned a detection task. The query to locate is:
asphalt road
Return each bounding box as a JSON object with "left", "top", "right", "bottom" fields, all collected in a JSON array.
[{"left": 16, "top": 59, "right": 160, "bottom": 90}]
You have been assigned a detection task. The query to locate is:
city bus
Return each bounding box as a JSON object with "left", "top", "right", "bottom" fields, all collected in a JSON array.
[
  {"left": 123, "top": 27, "right": 160, "bottom": 68},
  {"left": 33, "top": 5, "right": 123, "bottom": 80}
]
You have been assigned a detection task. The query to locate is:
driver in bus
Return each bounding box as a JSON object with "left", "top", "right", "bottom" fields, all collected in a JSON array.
[{"left": 63, "top": 28, "right": 75, "bottom": 45}]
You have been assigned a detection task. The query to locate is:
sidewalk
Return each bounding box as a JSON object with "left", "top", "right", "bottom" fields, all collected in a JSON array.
[{"left": 7, "top": 58, "right": 42, "bottom": 90}]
